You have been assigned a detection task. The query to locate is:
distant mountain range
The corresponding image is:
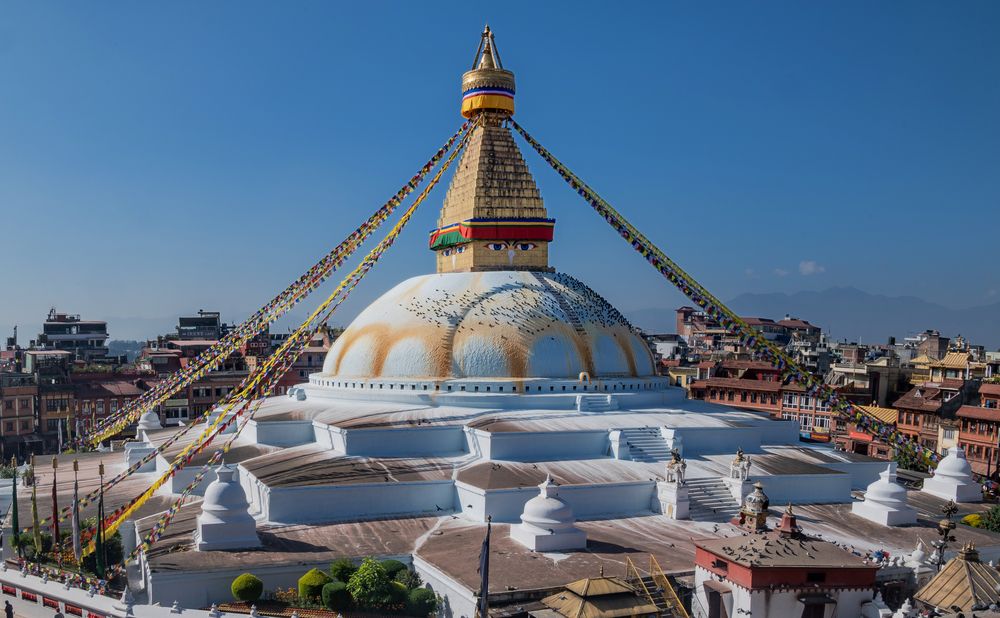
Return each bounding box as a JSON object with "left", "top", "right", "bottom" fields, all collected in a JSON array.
[{"left": 626, "top": 287, "right": 1000, "bottom": 349}]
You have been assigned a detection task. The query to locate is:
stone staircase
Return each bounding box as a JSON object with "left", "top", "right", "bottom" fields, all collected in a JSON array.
[
  {"left": 686, "top": 477, "right": 740, "bottom": 522},
  {"left": 620, "top": 427, "right": 672, "bottom": 462},
  {"left": 577, "top": 394, "right": 616, "bottom": 413}
]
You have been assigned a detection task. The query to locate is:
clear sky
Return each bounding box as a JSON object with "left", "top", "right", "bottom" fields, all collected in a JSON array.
[{"left": 1, "top": 2, "right": 998, "bottom": 340}]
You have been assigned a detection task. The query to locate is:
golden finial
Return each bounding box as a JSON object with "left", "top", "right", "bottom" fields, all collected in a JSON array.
[{"left": 461, "top": 26, "right": 515, "bottom": 119}]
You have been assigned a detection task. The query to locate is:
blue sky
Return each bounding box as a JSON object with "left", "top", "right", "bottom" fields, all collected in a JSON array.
[{"left": 1, "top": 2, "right": 998, "bottom": 340}]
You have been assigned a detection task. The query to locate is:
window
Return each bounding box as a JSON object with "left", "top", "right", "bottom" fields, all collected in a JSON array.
[
  {"left": 19, "top": 421, "right": 28, "bottom": 430},
  {"left": 4, "top": 422, "right": 12, "bottom": 432},
  {"left": 805, "top": 572, "right": 826, "bottom": 583},
  {"left": 3, "top": 401, "right": 10, "bottom": 410},
  {"left": 46, "top": 419, "right": 60, "bottom": 431}
]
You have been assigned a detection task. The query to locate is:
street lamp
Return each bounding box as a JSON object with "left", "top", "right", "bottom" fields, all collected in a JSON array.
[{"left": 932, "top": 500, "right": 959, "bottom": 572}]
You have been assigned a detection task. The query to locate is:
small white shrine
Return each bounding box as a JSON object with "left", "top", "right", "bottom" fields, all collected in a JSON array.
[
  {"left": 510, "top": 475, "right": 587, "bottom": 552},
  {"left": 195, "top": 464, "right": 261, "bottom": 552},
  {"left": 136, "top": 410, "right": 163, "bottom": 434},
  {"left": 852, "top": 464, "right": 917, "bottom": 526},
  {"left": 921, "top": 447, "right": 982, "bottom": 503}
]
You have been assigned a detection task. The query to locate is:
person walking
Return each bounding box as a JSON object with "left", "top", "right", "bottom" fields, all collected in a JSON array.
[{"left": 3, "top": 600, "right": 13, "bottom": 618}]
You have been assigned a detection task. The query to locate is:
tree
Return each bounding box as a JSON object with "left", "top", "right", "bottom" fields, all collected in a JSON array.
[
  {"left": 978, "top": 505, "right": 1000, "bottom": 533},
  {"left": 330, "top": 557, "right": 357, "bottom": 582},
  {"left": 347, "top": 557, "right": 394, "bottom": 609},
  {"left": 322, "top": 581, "right": 352, "bottom": 611},
  {"left": 231, "top": 573, "right": 264, "bottom": 602},
  {"left": 395, "top": 568, "right": 423, "bottom": 590}
]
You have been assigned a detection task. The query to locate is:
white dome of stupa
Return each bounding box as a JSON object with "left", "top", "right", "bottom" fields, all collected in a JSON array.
[
  {"left": 320, "top": 271, "right": 654, "bottom": 380},
  {"left": 136, "top": 410, "right": 162, "bottom": 432},
  {"left": 195, "top": 464, "right": 261, "bottom": 552},
  {"left": 510, "top": 475, "right": 587, "bottom": 551},
  {"left": 852, "top": 464, "right": 916, "bottom": 526},
  {"left": 521, "top": 476, "right": 577, "bottom": 530},
  {"left": 932, "top": 446, "right": 973, "bottom": 480},
  {"left": 922, "top": 446, "right": 982, "bottom": 503},
  {"left": 863, "top": 465, "right": 909, "bottom": 509}
]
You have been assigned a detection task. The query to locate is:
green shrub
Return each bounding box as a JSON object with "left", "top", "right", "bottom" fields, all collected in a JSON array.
[
  {"left": 299, "top": 568, "right": 332, "bottom": 600},
  {"left": 979, "top": 506, "right": 1000, "bottom": 533},
  {"left": 330, "top": 557, "right": 357, "bottom": 582},
  {"left": 231, "top": 573, "right": 263, "bottom": 602},
  {"left": 380, "top": 559, "right": 407, "bottom": 579},
  {"left": 395, "top": 568, "right": 422, "bottom": 590},
  {"left": 347, "top": 557, "right": 393, "bottom": 609},
  {"left": 962, "top": 513, "right": 983, "bottom": 528},
  {"left": 390, "top": 581, "right": 409, "bottom": 608},
  {"left": 408, "top": 588, "right": 438, "bottom": 616},
  {"left": 322, "top": 581, "right": 352, "bottom": 611}
]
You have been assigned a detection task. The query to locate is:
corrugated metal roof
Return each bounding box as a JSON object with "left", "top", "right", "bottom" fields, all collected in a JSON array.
[
  {"left": 933, "top": 352, "right": 973, "bottom": 369},
  {"left": 858, "top": 405, "right": 899, "bottom": 424}
]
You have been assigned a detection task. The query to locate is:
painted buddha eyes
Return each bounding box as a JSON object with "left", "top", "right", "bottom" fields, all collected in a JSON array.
[
  {"left": 485, "top": 242, "right": 537, "bottom": 251},
  {"left": 442, "top": 245, "right": 467, "bottom": 256}
]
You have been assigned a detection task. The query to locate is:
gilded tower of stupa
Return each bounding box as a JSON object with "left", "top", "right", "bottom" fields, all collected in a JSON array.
[{"left": 430, "top": 26, "right": 555, "bottom": 273}]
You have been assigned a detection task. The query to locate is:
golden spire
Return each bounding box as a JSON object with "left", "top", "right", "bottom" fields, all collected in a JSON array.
[{"left": 429, "top": 27, "right": 554, "bottom": 273}]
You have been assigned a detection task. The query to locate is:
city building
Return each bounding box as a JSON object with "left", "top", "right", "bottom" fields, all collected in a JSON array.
[
  {"left": 0, "top": 372, "right": 37, "bottom": 459},
  {"left": 33, "top": 308, "right": 111, "bottom": 363},
  {"left": 176, "top": 310, "right": 226, "bottom": 340}
]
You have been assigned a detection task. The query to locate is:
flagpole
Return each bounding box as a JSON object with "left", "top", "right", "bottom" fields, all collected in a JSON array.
[
  {"left": 95, "top": 461, "right": 106, "bottom": 578},
  {"left": 30, "top": 456, "right": 41, "bottom": 558},
  {"left": 10, "top": 457, "right": 20, "bottom": 559},
  {"left": 72, "top": 459, "right": 81, "bottom": 565},
  {"left": 51, "top": 457, "right": 60, "bottom": 563},
  {"left": 476, "top": 515, "right": 492, "bottom": 618}
]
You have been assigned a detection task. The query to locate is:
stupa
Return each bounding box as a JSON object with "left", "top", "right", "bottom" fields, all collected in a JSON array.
[
  {"left": 123, "top": 28, "right": 900, "bottom": 612},
  {"left": 194, "top": 464, "right": 261, "bottom": 552},
  {"left": 852, "top": 464, "right": 917, "bottom": 526},
  {"left": 921, "top": 446, "right": 981, "bottom": 503},
  {"left": 510, "top": 475, "right": 587, "bottom": 551}
]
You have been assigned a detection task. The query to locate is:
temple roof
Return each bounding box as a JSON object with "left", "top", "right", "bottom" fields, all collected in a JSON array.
[
  {"left": 696, "top": 530, "right": 873, "bottom": 569},
  {"left": 915, "top": 544, "right": 1000, "bottom": 612},
  {"left": 541, "top": 577, "right": 658, "bottom": 618}
]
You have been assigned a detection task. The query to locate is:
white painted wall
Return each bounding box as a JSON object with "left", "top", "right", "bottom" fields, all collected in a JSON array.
[
  {"left": 245, "top": 419, "right": 316, "bottom": 447},
  {"left": 483, "top": 430, "right": 609, "bottom": 462},
  {"left": 265, "top": 480, "right": 457, "bottom": 524}
]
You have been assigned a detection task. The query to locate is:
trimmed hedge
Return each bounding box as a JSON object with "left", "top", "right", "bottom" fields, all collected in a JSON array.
[
  {"left": 299, "top": 568, "right": 332, "bottom": 600},
  {"left": 380, "top": 559, "right": 407, "bottom": 579},
  {"left": 322, "top": 581, "right": 352, "bottom": 611},
  {"left": 231, "top": 573, "right": 263, "bottom": 602},
  {"left": 408, "top": 588, "right": 438, "bottom": 616}
]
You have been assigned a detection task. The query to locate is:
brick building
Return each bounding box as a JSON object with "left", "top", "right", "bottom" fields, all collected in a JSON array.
[{"left": 0, "top": 372, "right": 38, "bottom": 459}]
